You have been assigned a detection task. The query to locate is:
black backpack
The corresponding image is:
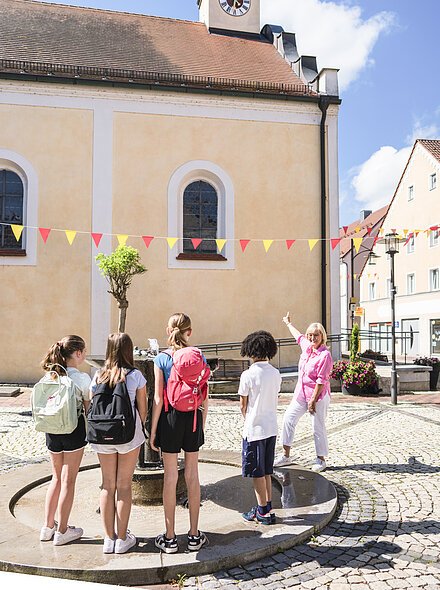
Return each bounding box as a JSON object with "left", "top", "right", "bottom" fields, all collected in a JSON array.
[{"left": 87, "top": 369, "right": 136, "bottom": 445}]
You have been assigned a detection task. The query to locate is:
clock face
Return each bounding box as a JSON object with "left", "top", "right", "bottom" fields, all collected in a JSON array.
[{"left": 219, "top": 0, "right": 251, "bottom": 17}]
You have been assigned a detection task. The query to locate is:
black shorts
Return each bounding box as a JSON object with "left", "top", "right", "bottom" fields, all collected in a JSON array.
[
  {"left": 156, "top": 407, "right": 204, "bottom": 454},
  {"left": 242, "top": 435, "right": 276, "bottom": 478},
  {"left": 45, "top": 414, "right": 87, "bottom": 454}
]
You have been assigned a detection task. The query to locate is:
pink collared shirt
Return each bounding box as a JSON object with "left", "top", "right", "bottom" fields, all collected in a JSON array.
[{"left": 294, "top": 335, "right": 333, "bottom": 402}]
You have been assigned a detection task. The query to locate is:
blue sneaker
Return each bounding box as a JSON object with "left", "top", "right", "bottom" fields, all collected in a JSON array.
[{"left": 242, "top": 506, "right": 273, "bottom": 525}]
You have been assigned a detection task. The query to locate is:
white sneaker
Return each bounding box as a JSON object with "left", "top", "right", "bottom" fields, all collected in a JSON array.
[
  {"left": 53, "top": 526, "right": 83, "bottom": 546},
  {"left": 40, "top": 521, "right": 57, "bottom": 541},
  {"left": 311, "top": 459, "right": 326, "bottom": 472},
  {"left": 115, "top": 532, "right": 137, "bottom": 554},
  {"left": 103, "top": 537, "right": 116, "bottom": 554},
  {"left": 273, "top": 454, "right": 293, "bottom": 467}
]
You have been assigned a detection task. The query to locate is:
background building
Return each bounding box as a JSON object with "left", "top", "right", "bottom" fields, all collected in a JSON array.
[
  {"left": 0, "top": 0, "right": 340, "bottom": 383},
  {"left": 359, "top": 139, "right": 440, "bottom": 360}
]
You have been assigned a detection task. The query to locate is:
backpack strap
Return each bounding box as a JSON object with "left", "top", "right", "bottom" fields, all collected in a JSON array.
[{"left": 161, "top": 350, "right": 174, "bottom": 413}]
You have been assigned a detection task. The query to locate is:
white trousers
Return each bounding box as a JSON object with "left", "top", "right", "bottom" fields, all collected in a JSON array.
[{"left": 281, "top": 394, "right": 330, "bottom": 457}]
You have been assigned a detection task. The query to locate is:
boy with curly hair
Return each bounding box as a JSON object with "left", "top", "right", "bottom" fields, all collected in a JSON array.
[{"left": 239, "top": 330, "right": 282, "bottom": 524}]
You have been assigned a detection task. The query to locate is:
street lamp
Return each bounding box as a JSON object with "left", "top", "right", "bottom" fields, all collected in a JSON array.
[{"left": 378, "top": 232, "right": 403, "bottom": 405}]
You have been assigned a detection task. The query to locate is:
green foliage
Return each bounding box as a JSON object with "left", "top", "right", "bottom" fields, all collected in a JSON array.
[
  {"left": 96, "top": 245, "right": 147, "bottom": 304},
  {"left": 350, "top": 324, "right": 360, "bottom": 363}
]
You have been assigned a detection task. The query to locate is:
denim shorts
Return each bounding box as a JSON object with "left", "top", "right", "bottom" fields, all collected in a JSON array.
[{"left": 242, "top": 435, "right": 276, "bottom": 478}]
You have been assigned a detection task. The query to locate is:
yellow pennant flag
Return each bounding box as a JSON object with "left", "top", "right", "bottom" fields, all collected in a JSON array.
[
  {"left": 117, "top": 234, "right": 128, "bottom": 246},
  {"left": 11, "top": 224, "right": 24, "bottom": 241},
  {"left": 379, "top": 228, "right": 384, "bottom": 236},
  {"left": 65, "top": 230, "right": 77, "bottom": 245},
  {"left": 353, "top": 237, "right": 363, "bottom": 253},
  {"left": 263, "top": 240, "right": 273, "bottom": 252},
  {"left": 355, "top": 225, "right": 361, "bottom": 233},
  {"left": 403, "top": 229, "right": 408, "bottom": 237},
  {"left": 308, "top": 239, "right": 319, "bottom": 251},
  {"left": 354, "top": 274, "right": 358, "bottom": 280},
  {"left": 215, "top": 239, "right": 227, "bottom": 252},
  {"left": 166, "top": 237, "right": 178, "bottom": 249}
]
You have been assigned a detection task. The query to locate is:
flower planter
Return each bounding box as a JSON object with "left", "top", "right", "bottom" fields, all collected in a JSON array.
[
  {"left": 430, "top": 365, "right": 440, "bottom": 391},
  {"left": 341, "top": 382, "right": 366, "bottom": 396}
]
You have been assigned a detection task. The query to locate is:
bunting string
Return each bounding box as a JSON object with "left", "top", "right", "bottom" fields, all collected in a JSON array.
[{"left": 1, "top": 221, "right": 438, "bottom": 252}]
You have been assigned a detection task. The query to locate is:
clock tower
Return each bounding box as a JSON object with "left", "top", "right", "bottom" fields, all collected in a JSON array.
[{"left": 198, "top": 0, "right": 261, "bottom": 35}]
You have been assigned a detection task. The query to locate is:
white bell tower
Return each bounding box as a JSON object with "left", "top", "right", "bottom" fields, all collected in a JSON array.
[{"left": 198, "top": 0, "right": 261, "bottom": 35}]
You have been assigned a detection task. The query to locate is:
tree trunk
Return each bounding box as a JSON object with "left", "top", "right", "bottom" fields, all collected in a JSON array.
[{"left": 118, "top": 299, "right": 129, "bottom": 333}]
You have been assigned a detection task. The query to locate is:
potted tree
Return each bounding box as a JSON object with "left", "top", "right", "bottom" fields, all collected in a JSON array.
[
  {"left": 96, "top": 245, "right": 147, "bottom": 332},
  {"left": 414, "top": 356, "right": 440, "bottom": 391}
]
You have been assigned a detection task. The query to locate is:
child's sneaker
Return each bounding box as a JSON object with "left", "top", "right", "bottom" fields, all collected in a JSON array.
[
  {"left": 40, "top": 521, "right": 57, "bottom": 541},
  {"left": 311, "top": 458, "right": 326, "bottom": 472},
  {"left": 187, "top": 531, "right": 208, "bottom": 551},
  {"left": 155, "top": 533, "right": 178, "bottom": 554},
  {"left": 53, "top": 526, "right": 83, "bottom": 546},
  {"left": 242, "top": 506, "right": 273, "bottom": 525},
  {"left": 273, "top": 454, "right": 293, "bottom": 467},
  {"left": 103, "top": 536, "right": 116, "bottom": 554},
  {"left": 115, "top": 532, "right": 136, "bottom": 554}
]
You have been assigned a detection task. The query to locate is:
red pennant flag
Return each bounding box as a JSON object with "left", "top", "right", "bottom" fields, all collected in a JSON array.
[
  {"left": 366, "top": 227, "right": 372, "bottom": 236},
  {"left": 39, "top": 228, "right": 51, "bottom": 243},
  {"left": 191, "top": 238, "right": 202, "bottom": 250},
  {"left": 142, "top": 236, "right": 154, "bottom": 248},
  {"left": 286, "top": 240, "right": 296, "bottom": 250},
  {"left": 373, "top": 235, "right": 379, "bottom": 246},
  {"left": 91, "top": 233, "right": 103, "bottom": 247},
  {"left": 331, "top": 238, "right": 341, "bottom": 250},
  {"left": 343, "top": 226, "right": 348, "bottom": 235},
  {"left": 240, "top": 239, "right": 250, "bottom": 252},
  {"left": 430, "top": 225, "right": 439, "bottom": 231}
]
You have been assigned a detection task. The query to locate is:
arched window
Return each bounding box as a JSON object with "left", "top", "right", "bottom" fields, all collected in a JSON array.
[
  {"left": 0, "top": 170, "right": 24, "bottom": 252},
  {"left": 183, "top": 180, "right": 218, "bottom": 254}
]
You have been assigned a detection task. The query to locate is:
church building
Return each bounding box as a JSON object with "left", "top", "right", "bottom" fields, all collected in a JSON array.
[{"left": 0, "top": 0, "right": 341, "bottom": 383}]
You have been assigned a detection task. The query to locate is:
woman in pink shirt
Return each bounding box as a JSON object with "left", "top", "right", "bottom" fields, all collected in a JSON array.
[{"left": 274, "top": 313, "right": 333, "bottom": 472}]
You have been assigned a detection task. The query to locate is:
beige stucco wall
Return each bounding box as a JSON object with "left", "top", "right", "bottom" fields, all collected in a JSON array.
[
  {"left": 0, "top": 104, "right": 93, "bottom": 383},
  {"left": 111, "top": 112, "right": 323, "bottom": 354},
  {"left": 0, "top": 91, "right": 333, "bottom": 383},
  {"left": 360, "top": 143, "right": 440, "bottom": 358}
]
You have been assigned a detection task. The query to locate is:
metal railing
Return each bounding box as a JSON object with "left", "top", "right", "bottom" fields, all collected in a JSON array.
[{"left": 0, "top": 58, "right": 314, "bottom": 96}]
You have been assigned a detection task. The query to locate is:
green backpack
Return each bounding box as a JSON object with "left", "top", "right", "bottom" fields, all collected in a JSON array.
[{"left": 31, "top": 366, "right": 81, "bottom": 435}]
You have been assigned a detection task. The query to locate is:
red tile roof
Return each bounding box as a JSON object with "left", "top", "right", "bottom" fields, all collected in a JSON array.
[
  {"left": 418, "top": 139, "right": 440, "bottom": 163},
  {"left": 0, "top": 0, "right": 310, "bottom": 94},
  {"left": 339, "top": 206, "right": 388, "bottom": 257}
]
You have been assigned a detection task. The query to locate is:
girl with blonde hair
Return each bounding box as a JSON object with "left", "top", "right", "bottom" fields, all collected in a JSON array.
[
  {"left": 89, "top": 333, "right": 147, "bottom": 554},
  {"left": 274, "top": 314, "right": 333, "bottom": 472},
  {"left": 150, "top": 313, "right": 209, "bottom": 554}
]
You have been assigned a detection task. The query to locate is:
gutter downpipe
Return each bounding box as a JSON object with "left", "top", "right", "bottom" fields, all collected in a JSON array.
[{"left": 319, "top": 96, "right": 330, "bottom": 329}]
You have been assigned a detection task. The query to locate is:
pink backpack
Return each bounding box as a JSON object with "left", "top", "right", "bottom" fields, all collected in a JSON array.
[{"left": 164, "top": 347, "right": 210, "bottom": 431}]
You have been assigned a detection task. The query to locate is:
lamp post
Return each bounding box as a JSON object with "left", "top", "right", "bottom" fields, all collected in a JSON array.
[
  {"left": 349, "top": 245, "right": 380, "bottom": 328},
  {"left": 381, "top": 233, "right": 402, "bottom": 405}
]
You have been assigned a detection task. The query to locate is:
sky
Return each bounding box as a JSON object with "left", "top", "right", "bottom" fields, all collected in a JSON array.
[{"left": 36, "top": 0, "right": 440, "bottom": 226}]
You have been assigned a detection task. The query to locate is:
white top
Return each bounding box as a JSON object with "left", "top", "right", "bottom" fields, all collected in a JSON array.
[
  {"left": 89, "top": 368, "right": 147, "bottom": 454},
  {"left": 238, "top": 361, "right": 281, "bottom": 443},
  {"left": 67, "top": 367, "right": 91, "bottom": 403}
]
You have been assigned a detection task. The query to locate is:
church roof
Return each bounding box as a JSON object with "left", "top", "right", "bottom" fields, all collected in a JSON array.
[{"left": 0, "top": 0, "right": 312, "bottom": 96}]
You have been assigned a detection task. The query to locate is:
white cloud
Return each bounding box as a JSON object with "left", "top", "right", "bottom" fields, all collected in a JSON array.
[
  {"left": 349, "top": 145, "right": 411, "bottom": 211},
  {"left": 262, "top": 0, "right": 395, "bottom": 91},
  {"left": 406, "top": 118, "right": 439, "bottom": 145}
]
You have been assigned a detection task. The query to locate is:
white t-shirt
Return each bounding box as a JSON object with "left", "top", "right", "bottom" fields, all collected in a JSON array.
[
  {"left": 89, "top": 368, "right": 147, "bottom": 454},
  {"left": 67, "top": 367, "right": 91, "bottom": 403},
  {"left": 238, "top": 361, "right": 281, "bottom": 443}
]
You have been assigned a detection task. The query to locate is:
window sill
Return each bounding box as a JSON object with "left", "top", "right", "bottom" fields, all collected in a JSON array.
[
  {"left": 177, "top": 253, "right": 227, "bottom": 262},
  {"left": 0, "top": 249, "right": 26, "bottom": 257}
]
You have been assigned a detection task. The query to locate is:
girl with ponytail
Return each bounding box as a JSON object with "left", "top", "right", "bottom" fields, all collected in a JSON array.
[
  {"left": 150, "top": 313, "right": 209, "bottom": 554},
  {"left": 39, "top": 335, "right": 91, "bottom": 546}
]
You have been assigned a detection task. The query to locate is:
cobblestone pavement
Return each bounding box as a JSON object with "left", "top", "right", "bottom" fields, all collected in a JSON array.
[{"left": 1, "top": 393, "right": 440, "bottom": 589}]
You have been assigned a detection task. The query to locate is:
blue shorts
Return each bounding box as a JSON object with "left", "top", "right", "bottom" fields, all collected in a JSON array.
[{"left": 242, "top": 435, "right": 276, "bottom": 478}]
